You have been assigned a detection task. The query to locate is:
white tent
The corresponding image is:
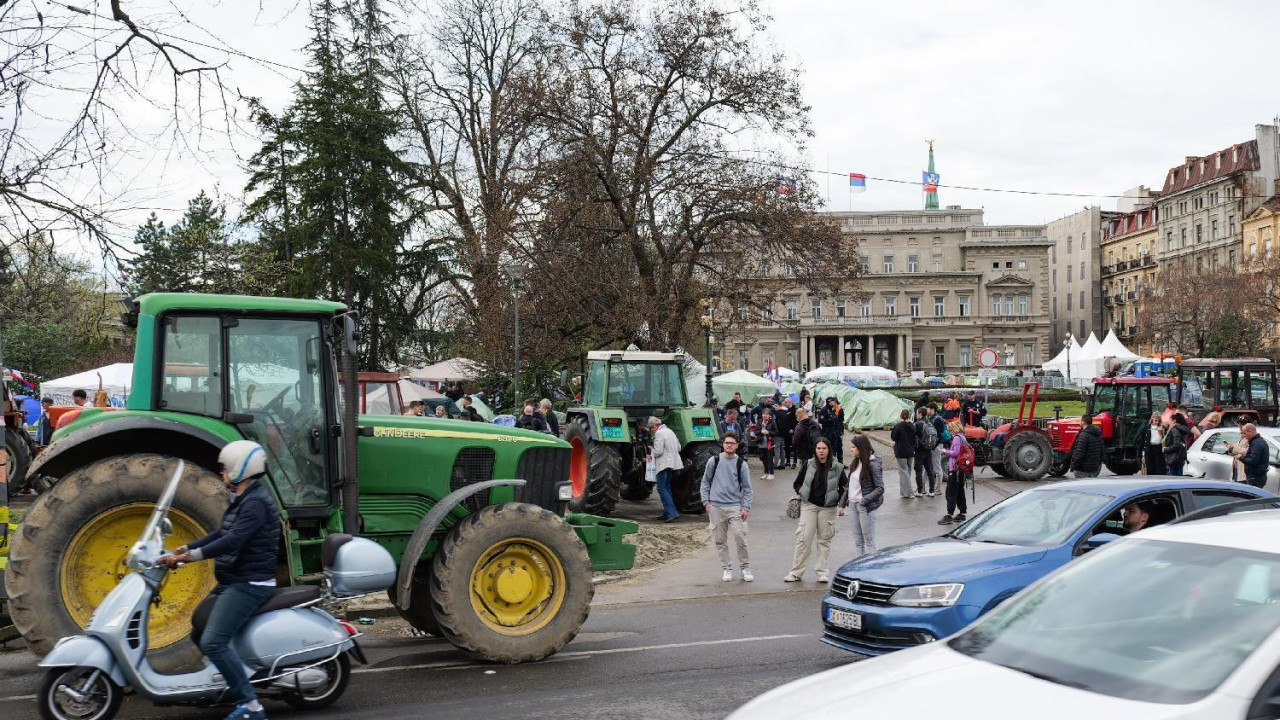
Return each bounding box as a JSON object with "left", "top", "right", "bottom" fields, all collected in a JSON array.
[
  {"left": 762, "top": 366, "right": 800, "bottom": 381},
  {"left": 1041, "top": 334, "right": 1080, "bottom": 376},
  {"left": 803, "top": 365, "right": 898, "bottom": 387},
  {"left": 42, "top": 363, "right": 133, "bottom": 407},
  {"left": 407, "top": 358, "right": 480, "bottom": 382},
  {"left": 1071, "top": 333, "right": 1104, "bottom": 382},
  {"left": 364, "top": 379, "right": 445, "bottom": 414},
  {"left": 681, "top": 351, "right": 709, "bottom": 407},
  {"left": 1098, "top": 330, "right": 1140, "bottom": 362}
]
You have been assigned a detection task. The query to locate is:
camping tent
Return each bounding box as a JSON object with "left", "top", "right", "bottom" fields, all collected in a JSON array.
[
  {"left": 363, "top": 379, "right": 444, "bottom": 414},
  {"left": 712, "top": 369, "right": 777, "bottom": 404},
  {"left": 761, "top": 366, "right": 800, "bottom": 381},
  {"left": 810, "top": 382, "right": 911, "bottom": 430},
  {"left": 804, "top": 365, "right": 899, "bottom": 387},
  {"left": 41, "top": 363, "right": 133, "bottom": 407},
  {"left": 407, "top": 358, "right": 480, "bottom": 382}
]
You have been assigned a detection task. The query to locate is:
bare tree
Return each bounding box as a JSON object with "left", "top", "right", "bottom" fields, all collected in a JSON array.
[{"left": 1137, "top": 264, "right": 1261, "bottom": 357}]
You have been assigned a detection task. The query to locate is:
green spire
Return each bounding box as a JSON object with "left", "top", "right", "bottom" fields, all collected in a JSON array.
[{"left": 925, "top": 140, "right": 939, "bottom": 210}]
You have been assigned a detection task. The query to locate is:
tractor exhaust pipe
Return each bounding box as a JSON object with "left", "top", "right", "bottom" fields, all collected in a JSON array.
[{"left": 339, "top": 314, "right": 361, "bottom": 535}]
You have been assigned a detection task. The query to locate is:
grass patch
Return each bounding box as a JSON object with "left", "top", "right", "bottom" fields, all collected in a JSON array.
[{"left": 987, "top": 400, "right": 1088, "bottom": 419}]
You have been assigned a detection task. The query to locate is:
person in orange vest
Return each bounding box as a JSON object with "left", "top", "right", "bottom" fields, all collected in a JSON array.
[{"left": 942, "top": 393, "right": 961, "bottom": 421}]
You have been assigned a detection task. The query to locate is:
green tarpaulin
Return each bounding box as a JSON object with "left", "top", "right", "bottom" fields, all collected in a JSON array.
[
  {"left": 712, "top": 370, "right": 778, "bottom": 405},
  {"left": 810, "top": 382, "right": 911, "bottom": 431}
]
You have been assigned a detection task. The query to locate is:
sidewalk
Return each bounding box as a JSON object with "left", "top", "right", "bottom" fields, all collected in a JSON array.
[{"left": 596, "top": 432, "right": 1015, "bottom": 606}]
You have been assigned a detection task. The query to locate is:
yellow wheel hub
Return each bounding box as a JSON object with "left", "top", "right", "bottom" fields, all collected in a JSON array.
[
  {"left": 469, "top": 538, "right": 566, "bottom": 636},
  {"left": 60, "top": 504, "right": 215, "bottom": 650}
]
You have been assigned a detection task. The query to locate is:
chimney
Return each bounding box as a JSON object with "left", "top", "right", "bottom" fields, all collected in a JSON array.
[{"left": 1185, "top": 156, "right": 1200, "bottom": 164}]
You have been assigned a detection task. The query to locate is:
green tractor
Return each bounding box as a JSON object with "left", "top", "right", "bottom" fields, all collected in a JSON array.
[
  {"left": 564, "top": 351, "right": 720, "bottom": 516},
  {"left": 1, "top": 293, "right": 635, "bottom": 667}
]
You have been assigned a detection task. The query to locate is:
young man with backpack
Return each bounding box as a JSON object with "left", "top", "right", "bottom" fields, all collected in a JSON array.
[
  {"left": 940, "top": 419, "right": 974, "bottom": 525},
  {"left": 913, "top": 407, "right": 939, "bottom": 496},
  {"left": 792, "top": 407, "right": 823, "bottom": 464},
  {"left": 701, "top": 432, "right": 754, "bottom": 582}
]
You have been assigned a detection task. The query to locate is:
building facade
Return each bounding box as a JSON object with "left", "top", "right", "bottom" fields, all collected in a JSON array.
[
  {"left": 1157, "top": 124, "right": 1280, "bottom": 274},
  {"left": 1243, "top": 194, "right": 1280, "bottom": 264},
  {"left": 1099, "top": 205, "right": 1159, "bottom": 351},
  {"left": 720, "top": 208, "right": 1052, "bottom": 375},
  {"left": 1045, "top": 207, "right": 1118, "bottom": 347}
]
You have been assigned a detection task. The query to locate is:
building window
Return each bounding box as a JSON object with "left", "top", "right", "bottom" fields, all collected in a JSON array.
[
  {"left": 1230, "top": 214, "right": 1237, "bottom": 235},
  {"left": 883, "top": 255, "right": 895, "bottom": 273},
  {"left": 1229, "top": 248, "right": 1237, "bottom": 267},
  {"left": 1005, "top": 296, "right": 1015, "bottom": 316},
  {"left": 1006, "top": 261, "right": 1014, "bottom": 269},
  {"left": 991, "top": 293, "right": 1002, "bottom": 316},
  {"left": 1018, "top": 260, "right": 1027, "bottom": 270},
  {"left": 859, "top": 253, "right": 870, "bottom": 271},
  {"left": 992, "top": 261, "right": 1000, "bottom": 270},
  {"left": 1067, "top": 238, "right": 1073, "bottom": 254},
  {"left": 761, "top": 307, "right": 773, "bottom": 325},
  {"left": 884, "top": 297, "right": 896, "bottom": 316},
  {"left": 932, "top": 256, "right": 942, "bottom": 271},
  {"left": 1023, "top": 344, "right": 1034, "bottom": 365},
  {"left": 1180, "top": 227, "right": 1187, "bottom": 247},
  {"left": 1051, "top": 246, "right": 1057, "bottom": 263},
  {"left": 861, "top": 300, "right": 872, "bottom": 317},
  {"left": 959, "top": 344, "right": 971, "bottom": 368},
  {"left": 934, "top": 348, "right": 945, "bottom": 369},
  {"left": 934, "top": 296, "right": 945, "bottom": 317},
  {"left": 1067, "top": 293, "right": 1073, "bottom": 311},
  {"left": 1052, "top": 269, "right": 1057, "bottom": 290},
  {"left": 811, "top": 299, "right": 822, "bottom": 319},
  {"left": 835, "top": 299, "right": 846, "bottom": 317},
  {"left": 1196, "top": 224, "right": 1203, "bottom": 243},
  {"left": 786, "top": 300, "right": 797, "bottom": 320},
  {"left": 908, "top": 255, "right": 919, "bottom": 273},
  {"left": 1166, "top": 231, "right": 1174, "bottom": 252},
  {"left": 910, "top": 297, "right": 920, "bottom": 317},
  {"left": 738, "top": 349, "right": 749, "bottom": 371},
  {"left": 1079, "top": 261, "right": 1084, "bottom": 280},
  {"left": 1067, "top": 266, "right": 1073, "bottom": 283},
  {"left": 958, "top": 296, "right": 970, "bottom": 317},
  {"left": 1052, "top": 297, "right": 1057, "bottom": 316},
  {"left": 1251, "top": 243, "right": 1257, "bottom": 262},
  {"left": 1212, "top": 219, "right": 1219, "bottom": 239},
  {"left": 1079, "top": 290, "right": 1084, "bottom": 309},
  {"left": 787, "top": 349, "right": 798, "bottom": 369}
]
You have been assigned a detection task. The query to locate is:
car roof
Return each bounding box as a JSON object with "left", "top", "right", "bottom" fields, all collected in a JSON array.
[
  {"left": 1029, "top": 477, "right": 1273, "bottom": 497},
  {"left": 1138, "top": 509, "right": 1280, "bottom": 553}
]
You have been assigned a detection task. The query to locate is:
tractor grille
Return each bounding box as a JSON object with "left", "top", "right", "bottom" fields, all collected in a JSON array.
[
  {"left": 516, "top": 447, "right": 570, "bottom": 512},
  {"left": 831, "top": 576, "right": 899, "bottom": 606},
  {"left": 451, "top": 448, "right": 496, "bottom": 512}
]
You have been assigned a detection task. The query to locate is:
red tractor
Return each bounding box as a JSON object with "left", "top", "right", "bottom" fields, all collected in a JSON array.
[
  {"left": 965, "top": 382, "right": 1058, "bottom": 482},
  {"left": 1046, "top": 377, "right": 1180, "bottom": 479}
]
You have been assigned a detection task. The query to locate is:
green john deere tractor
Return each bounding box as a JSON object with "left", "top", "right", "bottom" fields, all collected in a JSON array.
[
  {"left": 564, "top": 351, "right": 720, "bottom": 516},
  {"left": 1, "top": 293, "right": 635, "bottom": 667}
]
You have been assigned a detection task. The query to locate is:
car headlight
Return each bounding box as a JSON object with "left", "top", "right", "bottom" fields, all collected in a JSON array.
[{"left": 889, "top": 583, "right": 964, "bottom": 607}]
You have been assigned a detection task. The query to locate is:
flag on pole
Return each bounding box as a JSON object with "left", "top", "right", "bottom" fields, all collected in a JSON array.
[
  {"left": 775, "top": 175, "right": 797, "bottom": 195},
  {"left": 922, "top": 171, "right": 940, "bottom": 194},
  {"left": 848, "top": 173, "right": 867, "bottom": 193},
  {"left": 4, "top": 368, "right": 36, "bottom": 391}
]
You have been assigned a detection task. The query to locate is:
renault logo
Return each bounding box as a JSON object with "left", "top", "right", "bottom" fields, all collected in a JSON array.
[{"left": 846, "top": 580, "right": 860, "bottom": 602}]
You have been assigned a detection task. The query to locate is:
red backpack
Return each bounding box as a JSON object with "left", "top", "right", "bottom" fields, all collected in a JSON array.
[{"left": 956, "top": 440, "right": 976, "bottom": 473}]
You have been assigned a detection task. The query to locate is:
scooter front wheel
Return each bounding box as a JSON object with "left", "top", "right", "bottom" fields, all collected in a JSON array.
[
  {"left": 281, "top": 653, "right": 351, "bottom": 710},
  {"left": 38, "top": 666, "right": 122, "bottom": 720}
]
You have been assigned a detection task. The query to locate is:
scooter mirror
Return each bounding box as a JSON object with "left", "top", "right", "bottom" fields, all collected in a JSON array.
[{"left": 160, "top": 518, "right": 174, "bottom": 538}]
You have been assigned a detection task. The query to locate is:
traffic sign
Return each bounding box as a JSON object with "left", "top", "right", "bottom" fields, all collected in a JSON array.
[
  {"left": 978, "top": 348, "right": 999, "bottom": 368},
  {"left": 977, "top": 368, "right": 999, "bottom": 380}
]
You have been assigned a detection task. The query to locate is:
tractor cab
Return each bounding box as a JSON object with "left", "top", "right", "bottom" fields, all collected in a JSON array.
[
  {"left": 1048, "top": 377, "right": 1176, "bottom": 476},
  {"left": 1176, "top": 358, "right": 1278, "bottom": 425}
]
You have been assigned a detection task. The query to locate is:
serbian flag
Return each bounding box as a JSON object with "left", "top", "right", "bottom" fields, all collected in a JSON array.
[
  {"left": 775, "top": 175, "right": 797, "bottom": 195},
  {"left": 4, "top": 368, "right": 36, "bottom": 391},
  {"left": 848, "top": 173, "right": 867, "bottom": 193},
  {"left": 922, "top": 171, "right": 940, "bottom": 193}
]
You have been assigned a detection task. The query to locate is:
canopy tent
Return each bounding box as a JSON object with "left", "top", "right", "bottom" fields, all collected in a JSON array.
[
  {"left": 407, "top": 358, "right": 480, "bottom": 382},
  {"left": 1041, "top": 334, "right": 1081, "bottom": 376},
  {"left": 363, "top": 379, "right": 444, "bottom": 414},
  {"left": 1098, "top": 330, "right": 1140, "bottom": 362},
  {"left": 762, "top": 366, "right": 800, "bottom": 382},
  {"left": 803, "top": 365, "right": 899, "bottom": 387},
  {"left": 679, "top": 349, "right": 709, "bottom": 407},
  {"left": 1070, "top": 333, "right": 1104, "bottom": 382},
  {"left": 41, "top": 363, "right": 133, "bottom": 407},
  {"left": 469, "top": 395, "right": 496, "bottom": 422},
  {"left": 711, "top": 369, "right": 777, "bottom": 405}
]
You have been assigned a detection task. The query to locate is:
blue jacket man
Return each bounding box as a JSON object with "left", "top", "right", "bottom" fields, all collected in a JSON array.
[{"left": 1242, "top": 424, "right": 1271, "bottom": 488}]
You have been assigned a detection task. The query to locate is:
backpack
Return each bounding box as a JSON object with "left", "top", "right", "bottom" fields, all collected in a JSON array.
[
  {"left": 956, "top": 440, "right": 976, "bottom": 473},
  {"left": 941, "top": 426, "right": 953, "bottom": 444},
  {"left": 710, "top": 455, "right": 748, "bottom": 493},
  {"left": 916, "top": 420, "right": 938, "bottom": 452}
]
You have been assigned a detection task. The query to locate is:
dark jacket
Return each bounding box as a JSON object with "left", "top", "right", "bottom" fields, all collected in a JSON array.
[
  {"left": 774, "top": 406, "right": 796, "bottom": 437},
  {"left": 757, "top": 417, "right": 778, "bottom": 449},
  {"left": 459, "top": 406, "right": 483, "bottom": 422},
  {"left": 961, "top": 398, "right": 986, "bottom": 426},
  {"left": 794, "top": 459, "right": 847, "bottom": 508},
  {"left": 890, "top": 420, "right": 916, "bottom": 459},
  {"left": 930, "top": 413, "right": 947, "bottom": 442},
  {"left": 36, "top": 412, "right": 53, "bottom": 445},
  {"left": 839, "top": 455, "right": 885, "bottom": 513},
  {"left": 542, "top": 411, "right": 560, "bottom": 436},
  {"left": 792, "top": 417, "right": 823, "bottom": 461},
  {"left": 817, "top": 405, "right": 843, "bottom": 439},
  {"left": 1069, "top": 423, "right": 1104, "bottom": 473},
  {"left": 516, "top": 413, "right": 548, "bottom": 433},
  {"left": 189, "top": 481, "right": 280, "bottom": 584},
  {"left": 1162, "top": 423, "right": 1190, "bottom": 464},
  {"left": 1244, "top": 434, "right": 1270, "bottom": 480}
]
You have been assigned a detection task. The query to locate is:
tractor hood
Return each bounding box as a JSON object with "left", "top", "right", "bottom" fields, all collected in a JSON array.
[
  {"left": 360, "top": 415, "right": 569, "bottom": 448},
  {"left": 835, "top": 536, "right": 1047, "bottom": 586}
]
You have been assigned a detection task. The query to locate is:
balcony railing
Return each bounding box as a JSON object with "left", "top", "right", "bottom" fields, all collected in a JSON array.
[{"left": 799, "top": 314, "right": 911, "bottom": 327}]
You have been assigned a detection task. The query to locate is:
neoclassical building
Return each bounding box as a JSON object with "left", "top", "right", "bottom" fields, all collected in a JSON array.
[{"left": 719, "top": 208, "right": 1053, "bottom": 375}]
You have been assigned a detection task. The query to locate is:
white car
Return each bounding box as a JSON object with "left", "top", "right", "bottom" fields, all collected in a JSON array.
[
  {"left": 1186, "top": 427, "right": 1280, "bottom": 487},
  {"left": 730, "top": 508, "right": 1280, "bottom": 720}
]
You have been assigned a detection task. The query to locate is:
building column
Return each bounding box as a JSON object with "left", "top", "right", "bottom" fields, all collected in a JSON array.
[
  {"left": 807, "top": 335, "right": 817, "bottom": 371},
  {"left": 896, "top": 334, "right": 906, "bottom": 372},
  {"left": 837, "top": 334, "right": 846, "bottom": 365},
  {"left": 905, "top": 329, "right": 915, "bottom": 372},
  {"left": 799, "top": 333, "right": 809, "bottom": 372}
]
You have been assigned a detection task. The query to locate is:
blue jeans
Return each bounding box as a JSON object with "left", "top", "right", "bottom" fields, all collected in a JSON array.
[
  {"left": 199, "top": 583, "right": 275, "bottom": 704},
  {"left": 656, "top": 469, "right": 678, "bottom": 520}
]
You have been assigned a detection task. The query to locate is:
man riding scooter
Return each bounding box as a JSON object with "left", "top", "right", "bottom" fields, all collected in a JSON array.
[{"left": 160, "top": 440, "right": 279, "bottom": 720}]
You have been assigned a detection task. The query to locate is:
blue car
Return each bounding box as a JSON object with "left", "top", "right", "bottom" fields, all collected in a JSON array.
[{"left": 821, "top": 478, "right": 1275, "bottom": 655}]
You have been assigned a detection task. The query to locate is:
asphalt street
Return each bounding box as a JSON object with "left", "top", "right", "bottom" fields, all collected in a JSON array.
[{"left": 0, "top": 436, "right": 1082, "bottom": 719}]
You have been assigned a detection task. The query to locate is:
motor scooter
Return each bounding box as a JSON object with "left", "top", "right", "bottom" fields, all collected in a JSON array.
[{"left": 36, "top": 460, "right": 397, "bottom": 720}]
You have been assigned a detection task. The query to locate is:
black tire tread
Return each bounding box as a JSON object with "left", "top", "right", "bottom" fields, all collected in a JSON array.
[
  {"left": 1003, "top": 432, "right": 1052, "bottom": 482},
  {"left": 39, "top": 666, "right": 122, "bottom": 720},
  {"left": 5, "top": 427, "right": 32, "bottom": 494},
  {"left": 673, "top": 443, "right": 718, "bottom": 514},
  {"left": 429, "top": 503, "right": 593, "bottom": 664},
  {"left": 281, "top": 653, "right": 351, "bottom": 710},
  {"left": 564, "top": 416, "right": 622, "bottom": 515}
]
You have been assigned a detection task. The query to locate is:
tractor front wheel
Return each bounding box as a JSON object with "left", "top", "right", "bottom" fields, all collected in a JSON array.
[
  {"left": 987, "top": 462, "right": 1010, "bottom": 478},
  {"left": 6, "top": 454, "right": 226, "bottom": 669},
  {"left": 430, "top": 503, "right": 593, "bottom": 663},
  {"left": 1104, "top": 458, "right": 1142, "bottom": 476},
  {"left": 564, "top": 416, "right": 622, "bottom": 515},
  {"left": 4, "top": 427, "right": 32, "bottom": 494},
  {"left": 389, "top": 565, "right": 441, "bottom": 636},
  {"left": 1002, "top": 432, "right": 1052, "bottom": 482}
]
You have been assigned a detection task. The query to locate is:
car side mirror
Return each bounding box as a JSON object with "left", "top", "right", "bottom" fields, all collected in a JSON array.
[{"left": 1082, "top": 532, "right": 1122, "bottom": 553}]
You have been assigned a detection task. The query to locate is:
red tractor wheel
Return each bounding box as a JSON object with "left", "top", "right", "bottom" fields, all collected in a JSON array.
[{"left": 1002, "top": 431, "right": 1052, "bottom": 482}]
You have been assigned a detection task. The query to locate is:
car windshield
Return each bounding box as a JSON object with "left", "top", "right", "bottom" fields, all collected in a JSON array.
[
  {"left": 950, "top": 488, "right": 1111, "bottom": 547},
  {"left": 949, "top": 538, "right": 1280, "bottom": 704}
]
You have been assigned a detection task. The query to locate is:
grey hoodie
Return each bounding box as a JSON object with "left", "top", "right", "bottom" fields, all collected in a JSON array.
[{"left": 700, "top": 453, "right": 754, "bottom": 510}]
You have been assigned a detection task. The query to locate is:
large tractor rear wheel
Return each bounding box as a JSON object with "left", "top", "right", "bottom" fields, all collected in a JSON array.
[
  {"left": 672, "top": 443, "right": 718, "bottom": 514},
  {"left": 389, "top": 565, "right": 441, "bottom": 636},
  {"left": 987, "top": 462, "right": 1010, "bottom": 478},
  {"left": 564, "top": 416, "right": 621, "bottom": 515},
  {"left": 6, "top": 454, "right": 225, "bottom": 669},
  {"left": 619, "top": 480, "right": 653, "bottom": 502},
  {"left": 1002, "top": 432, "right": 1052, "bottom": 482},
  {"left": 4, "top": 427, "right": 32, "bottom": 494},
  {"left": 430, "top": 503, "right": 592, "bottom": 663}
]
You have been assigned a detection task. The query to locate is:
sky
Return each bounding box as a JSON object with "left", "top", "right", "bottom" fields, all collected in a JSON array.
[{"left": 27, "top": 0, "right": 1280, "bottom": 262}]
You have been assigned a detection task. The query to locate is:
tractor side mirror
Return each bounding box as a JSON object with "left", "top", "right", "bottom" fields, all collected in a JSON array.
[{"left": 342, "top": 314, "right": 359, "bottom": 356}]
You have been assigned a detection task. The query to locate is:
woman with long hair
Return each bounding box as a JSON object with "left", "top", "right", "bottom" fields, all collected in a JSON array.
[
  {"left": 1163, "top": 413, "right": 1192, "bottom": 476},
  {"left": 784, "top": 437, "right": 847, "bottom": 583},
  {"left": 939, "top": 420, "right": 970, "bottom": 525},
  {"left": 1144, "top": 412, "right": 1166, "bottom": 475},
  {"left": 839, "top": 434, "right": 884, "bottom": 558}
]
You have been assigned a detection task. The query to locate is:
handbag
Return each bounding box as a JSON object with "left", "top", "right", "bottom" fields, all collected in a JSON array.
[{"left": 786, "top": 496, "right": 802, "bottom": 520}]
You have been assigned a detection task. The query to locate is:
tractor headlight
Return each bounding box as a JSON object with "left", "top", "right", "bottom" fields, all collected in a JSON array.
[
  {"left": 890, "top": 583, "right": 964, "bottom": 607},
  {"left": 557, "top": 482, "right": 574, "bottom": 501}
]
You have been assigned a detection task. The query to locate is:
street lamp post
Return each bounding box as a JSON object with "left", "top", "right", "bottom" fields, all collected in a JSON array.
[
  {"left": 504, "top": 262, "right": 528, "bottom": 409},
  {"left": 1063, "top": 338, "right": 1072, "bottom": 385},
  {"left": 700, "top": 300, "right": 714, "bottom": 406}
]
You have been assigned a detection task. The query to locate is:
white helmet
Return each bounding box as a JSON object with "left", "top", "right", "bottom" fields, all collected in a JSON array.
[{"left": 219, "top": 440, "right": 267, "bottom": 484}]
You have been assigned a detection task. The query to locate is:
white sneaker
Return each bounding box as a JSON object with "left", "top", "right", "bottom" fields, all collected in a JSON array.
[
  {"left": 914, "top": 492, "right": 923, "bottom": 498},
  {"left": 742, "top": 569, "right": 755, "bottom": 582},
  {"left": 722, "top": 569, "right": 733, "bottom": 582},
  {"left": 783, "top": 573, "right": 802, "bottom": 582},
  {"left": 816, "top": 572, "right": 830, "bottom": 583}
]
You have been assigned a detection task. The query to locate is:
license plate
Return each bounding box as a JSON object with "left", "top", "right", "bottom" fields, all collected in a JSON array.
[
  {"left": 826, "top": 608, "right": 862, "bottom": 631},
  {"left": 692, "top": 425, "right": 715, "bottom": 438},
  {"left": 601, "top": 426, "right": 624, "bottom": 439}
]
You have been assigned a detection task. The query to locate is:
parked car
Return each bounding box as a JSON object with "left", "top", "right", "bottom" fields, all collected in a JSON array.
[
  {"left": 1186, "top": 426, "right": 1280, "bottom": 487},
  {"left": 733, "top": 507, "right": 1280, "bottom": 720},
  {"left": 819, "top": 478, "right": 1274, "bottom": 656}
]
